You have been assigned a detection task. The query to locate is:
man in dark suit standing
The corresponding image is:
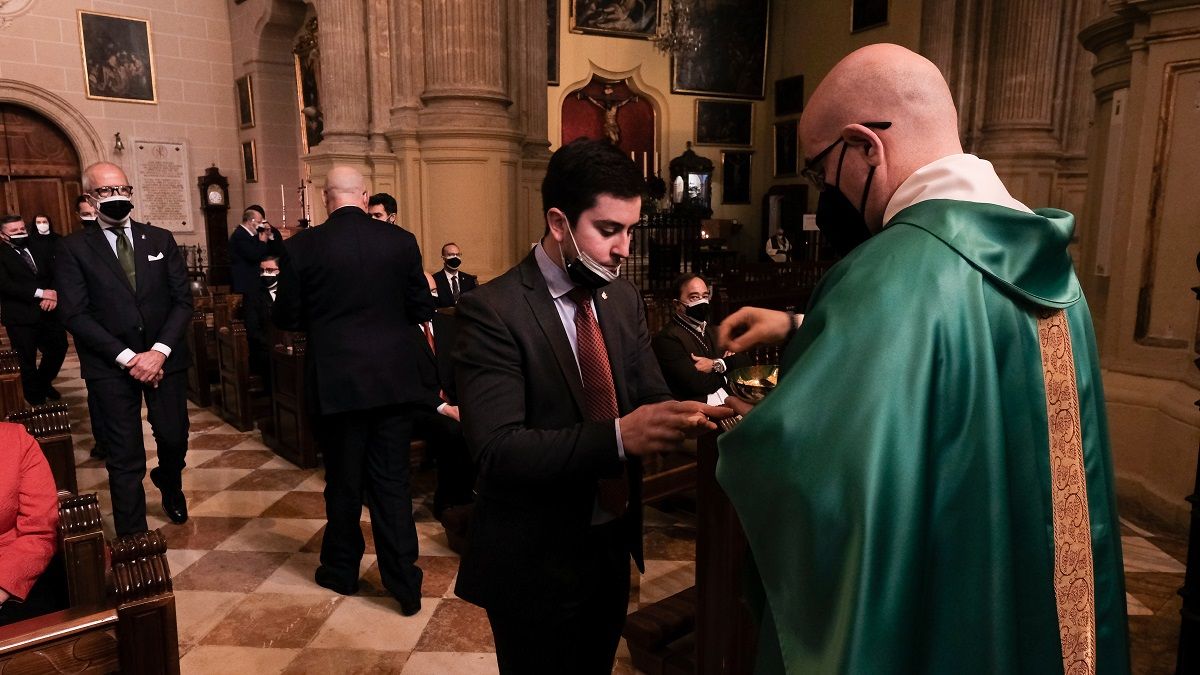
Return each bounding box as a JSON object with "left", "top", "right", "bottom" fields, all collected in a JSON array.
[
  {"left": 242, "top": 255, "right": 279, "bottom": 390},
  {"left": 432, "top": 242, "right": 476, "bottom": 308},
  {"left": 228, "top": 205, "right": 284, "bottom": 294},
  {"left": 74, "top": 195, "right": 107, "bottom": 461},
  {"left": 453, "top": 139, "right": 732, "bottom": 673},
  {"left": 273, "top": 166, "right": 434, "bottom": 616},
  {"left": 55, "top": 162, "right": 193, "bottom": 536},
  {"left": 652, "top": 273, "right": 751, "bottom": 403},
  {"left": 0, "top": 215, "right": 68, "bottom": 404}
]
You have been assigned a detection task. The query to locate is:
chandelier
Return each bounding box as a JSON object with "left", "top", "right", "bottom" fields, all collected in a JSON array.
[{"left": 653, "top": 0, "right": 702, "bottom": 56}]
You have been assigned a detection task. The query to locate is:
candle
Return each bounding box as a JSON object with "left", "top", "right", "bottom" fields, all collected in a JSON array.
[
  {"left": 642, "top": 152, "right": 648, "bottom": 177},
  {"left": 280, "top": 184, "right": 286, "bottom": 225},
  {"left": 630, "top": 151, "right": 635, "bottom": 163},
  {"left": 653, "top": 151, "right": 659, "bottom": 176}
]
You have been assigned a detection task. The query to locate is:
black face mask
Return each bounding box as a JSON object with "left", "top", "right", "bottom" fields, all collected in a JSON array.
[
  {"left": 444, "top": 256, "right": 462, "bottom": 270},
  {"left": 79, "top": 216, "right": 98, "bottom": 227},
  {"left": 561, "top": 223, "right": 619, "bottom": 290},
  {"left": 97, "top": 197, "right": 135, "bottom": 222},
  {"left": 8, "top": 234, "right": 29, "bottom": 248},
  {"left": 815, "top": 144, "right": 873, "bottom": 257},
  {"left": 682, "top": 300, "right": 710, "bottom": 323},
  {"left": 261, "top": 274, "right": 279, "bottom": 288}
]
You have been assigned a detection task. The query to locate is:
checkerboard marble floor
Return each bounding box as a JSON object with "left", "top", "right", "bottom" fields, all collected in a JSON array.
[{"left": 52, "top": 348, "right": 1187, "bottom": 674}]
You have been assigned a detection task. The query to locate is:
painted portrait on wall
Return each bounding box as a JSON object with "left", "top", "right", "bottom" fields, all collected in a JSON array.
[
  {"left": 695, "top": 100, "right": 753, "bottom": 146},
  {"left": 571, "top": 0, "right": 659, "bottom": 39},
  {"left": 671, "top": 0, "right": 769, "bottom": 98},
  {"left": 78, "top": 10, "right": 157, "bottom": 104},
  {"left": 722, "top": 151, "right": 752, "bottom": 204}
]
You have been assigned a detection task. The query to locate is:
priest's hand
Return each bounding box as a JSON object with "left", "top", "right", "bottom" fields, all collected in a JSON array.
[
  {"left": 620, "top": 401, "right": 735, "bottom": 456},
  {"left": 718, "top": 307, "right": 794, "bottom": 353}
]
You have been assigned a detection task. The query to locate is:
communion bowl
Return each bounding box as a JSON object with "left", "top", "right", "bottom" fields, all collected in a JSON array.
[{"left": 727, "top": 364, "right": 779, "bottom": 403}]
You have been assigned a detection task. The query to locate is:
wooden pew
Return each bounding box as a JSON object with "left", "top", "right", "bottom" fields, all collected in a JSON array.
[
  {"left": 186, "top": 293, "right": 243, "bottom": 408},
  {"left": 0, "top": 494, "right": 180, "bottom": 674},
  {"left": 216, "top": 322, "right": 271, "bottom": 432},
  {"left": 0, "top": 350, "right": 25, "bottom": 418},
  {"left": 262, "top": 335, "right": 320, "bottom": 469},
  {"left": 7, "top": 403, "right": 77, "bottom": 494}
]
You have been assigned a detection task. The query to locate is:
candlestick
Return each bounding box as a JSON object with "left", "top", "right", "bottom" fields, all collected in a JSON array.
[
  {"left": 304, "top": 184, "right": 312, "bottom": 221},
  {"left": 280, "top": 184, "right": 287, "bottom": 227},
  {"left": 653, "top": 151, "right": 659, "bottom": 176},
  {"left": 642, "top": 152, "right": 648, "bottom": 178}
]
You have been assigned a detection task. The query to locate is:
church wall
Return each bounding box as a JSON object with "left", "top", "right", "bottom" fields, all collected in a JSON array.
[{"left": 0, "top": 0, "right": 245, "bottom": 248}]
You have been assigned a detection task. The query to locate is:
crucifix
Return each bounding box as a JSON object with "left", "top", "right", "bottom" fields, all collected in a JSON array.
[{"left": 576, "top": 84, "right": 639, "bottom": 145}]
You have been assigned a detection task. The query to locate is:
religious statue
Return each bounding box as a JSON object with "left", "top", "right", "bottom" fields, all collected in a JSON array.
[{"left": 576, "top": 84, "right": 638, "bottom": 145}]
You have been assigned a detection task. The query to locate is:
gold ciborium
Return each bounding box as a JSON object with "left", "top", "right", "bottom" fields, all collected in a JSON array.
[{"left": 727, "top": 365, "right": 779, "bottom": 404}]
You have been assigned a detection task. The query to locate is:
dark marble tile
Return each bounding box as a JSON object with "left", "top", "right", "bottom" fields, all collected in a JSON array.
[
  {"left": 1149, "top": 535, "right": 1190, "bottom": 568},
  {"left": 173, "top": 550, "right": 291, "bottom": 593},
  {"left": 190, "top": 434, "right": 254, "bottom": 452},
  {"left": 197, "top": 449, "right": 275, "bottom": 468},
  {"left": 262, "top": 491, "right": 327, "bottom": 519},
  {"left": 412, "top": 598, "right": 495, "bottom": 652},
  {"left": 281, "top": 649, "right": 409, "bottom": 675},
  {"left": 229, "top": 469, "right": 315, "bottom": 492},
  {"left": 200, "top": 592, "right": 342, "bottom": 648},
  {"left": 187, "top": 419, "right": 225, "bottom": 434},
  {"left": 160, "top": 516, "right": 251, "bottom": 550},
  {"left": 360, "top": 555, "right": 459, "bottom": 599},
  {"left": 302, "top": 522, "right": 375, "bottom": 555},
  {"left": 1128, "top": 603, "right": 1181, "bottom": 675}
]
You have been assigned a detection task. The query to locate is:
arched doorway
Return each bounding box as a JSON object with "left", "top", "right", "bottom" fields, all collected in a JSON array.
[{"left": 0, "top": 104, "right": 83, "bottom": 236}]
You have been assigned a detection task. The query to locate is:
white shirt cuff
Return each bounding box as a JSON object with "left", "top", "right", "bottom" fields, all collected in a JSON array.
[
  {"left": 436, "top": 402, "right": 449, "bottom": 415},
  {"left": 115, "top": 349, "right": 136, "bottom": 367},
  {"left": 151, "top": 343, "right": 172, "bottom": 357},
  {"left": 34, "top": 289, "right": 44, "bottom": 299},
  {"left": 614, "top": 419, "right": 626, "bottom": 461}
]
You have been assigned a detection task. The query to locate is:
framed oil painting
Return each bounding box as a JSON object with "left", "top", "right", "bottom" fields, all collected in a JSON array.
[
  {"left": 671, "top": 0, "right": 769, "bottom": 99},
  {"left": 548, "top": 0, "right": 560, "bottom": 85},
  {"left": 570, "top": 0, "right": 658, "bottom": 39},
  {"left": 78, "top": 10, "right": 157, "bottom": 104},
  {"left": 852, "top": 0, "right": 888, "bottom": 32},
  {"left": 774, "top": 120, "right": 797, "bottom": 177},
  {"left": 774, "top": 74, "right": 804, "bottom": 117},
  {"left": 241, "top": 140, "right": 258, "bottom": 183},
  {"left": 722, "top": 151, "right": 752, "bottom": 204},
  {"left": 695, "top": 100, "right": 753, "bottom": 147},
  {"left": 236, "top": 75, "right": 255, "bottom": 128}
]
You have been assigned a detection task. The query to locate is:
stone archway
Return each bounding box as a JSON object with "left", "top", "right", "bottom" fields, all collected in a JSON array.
[{"left": 0, "top": 80, "right": 105, "bottom": 168}]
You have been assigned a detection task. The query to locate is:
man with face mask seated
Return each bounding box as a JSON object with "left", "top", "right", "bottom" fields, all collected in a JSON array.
[
  {"left": 432, "top": 242, "right": 476, "bottom": 308},
  {"left": 651, "top": 273, "right": 750, "bottom": 404},
  {"left": 0, "top": 215, "right": 69, "bottom": 405},
  {"left": 242, "top": 256, "right": 280, "bottom": 392}
]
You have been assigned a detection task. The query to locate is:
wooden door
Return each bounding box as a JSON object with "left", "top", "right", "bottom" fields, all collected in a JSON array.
[{"left": 0, "top": 104, "right": 82, "bottom": 235}]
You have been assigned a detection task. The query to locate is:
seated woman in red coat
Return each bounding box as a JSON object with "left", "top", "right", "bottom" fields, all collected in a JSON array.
[{"left": 0, "top": 423, "right": 61, "bottom": 625}]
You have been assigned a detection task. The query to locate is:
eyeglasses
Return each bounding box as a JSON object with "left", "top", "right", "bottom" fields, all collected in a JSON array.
[
  {"left": 799, "top": 121, "right": 891, "bottom": 191},
  {"left": 89, "top": 185, "right": 135, "bottom": 199}
]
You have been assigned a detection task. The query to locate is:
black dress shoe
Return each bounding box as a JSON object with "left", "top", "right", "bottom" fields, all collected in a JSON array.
[
  {"left": 149, "top": 467, "right": 188, "bottom": 524},
  {"left": 89, "top": 445, "right": 108, "bottom": 460},
  {"left": 398, "top": 597, "right": 421, "bottom": 617},
  {"left": 314, "top": 566, "right": 359, "bottom": 596},
  {"left": 45, "top": 386, "right": 62, "bottom": 401}
]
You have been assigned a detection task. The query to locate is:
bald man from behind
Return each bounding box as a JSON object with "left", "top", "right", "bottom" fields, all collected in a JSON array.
[
  {"left": 715, "top": 45, "right": 1129, "bottom": 673},
  {"left": 273, "top": 166, "right": 435, "bottom": 616}
]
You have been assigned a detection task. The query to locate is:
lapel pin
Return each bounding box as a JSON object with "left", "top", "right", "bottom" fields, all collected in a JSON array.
[{"left": 601, "top": 291, "right": 608, "bottom": 300}]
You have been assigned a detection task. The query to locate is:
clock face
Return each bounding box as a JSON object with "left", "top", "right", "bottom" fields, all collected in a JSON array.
[{"left": 206, "top": 185, "right": 225, "bottom": 205}]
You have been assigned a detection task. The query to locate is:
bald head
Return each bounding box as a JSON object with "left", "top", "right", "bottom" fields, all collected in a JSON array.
[
  {"left": 323, "top": 166, "right": 368, "bottom": 213},
  {"left": 82, "top": 162, "right": 129, "bottom": 193},
  {"left": 800, "top": 44, "right": 963, "bottom": 229}
]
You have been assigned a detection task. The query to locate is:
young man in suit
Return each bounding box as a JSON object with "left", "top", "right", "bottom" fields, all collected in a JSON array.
[
  {"left": 432, "top": 242, "right": 476, "bottom": 308},
  {"left": 651, "top": 273, "right": 751, "bottom": 404},
  {"left": 0, "top": 216, "right": 68, "bottom": 404},
  {"left": 242, "top": 256, "right": 280, "bottom": 391},
  {"left": 228, "top": 205, "right": 284, "bottom": 294},
  {"left": 273, "top": 166, "right": 435, "bottom": 616},
  {"left": 55, "top": 162, "right": 194, "bottom": 536},
  {"left": 367, "top": 192, "right": 398, "bottom": 224},
  {"left": 453, "top": 139, "right": 732, "bottom": 673}
]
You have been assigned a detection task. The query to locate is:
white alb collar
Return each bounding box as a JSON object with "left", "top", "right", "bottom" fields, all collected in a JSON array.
[{"left": 883, "top": 153, "right": 1032, "bottom": 227}]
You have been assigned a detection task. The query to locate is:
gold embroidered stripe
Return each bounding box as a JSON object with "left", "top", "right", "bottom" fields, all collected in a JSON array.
[{"left": 1037, "top": 309, "right": 1095, "bottom": 675}]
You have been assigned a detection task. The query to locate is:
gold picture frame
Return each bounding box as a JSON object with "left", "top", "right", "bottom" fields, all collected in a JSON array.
[
  {"left": 241, "top": 140, "right": 258, "bottom": 183},
  {"left": 569, "top": 0, "right": 658, "bottom": 40},
  {"left": 78, "top": 10, "right": 158, "bottom": 104},
  {"left": 236, "top": 75, "right": 255, "bottom": 128}
]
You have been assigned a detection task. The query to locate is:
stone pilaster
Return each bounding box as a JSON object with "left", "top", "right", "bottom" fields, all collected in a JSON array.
[
  {"left": 366, "top": 0, "right": 393, "bottom": 153},
  {"left": 419, "top": 0, "right": 512, "bottom": 127},
  {"left": 312, "top": 0, "right": 369, "bottom": 152}
]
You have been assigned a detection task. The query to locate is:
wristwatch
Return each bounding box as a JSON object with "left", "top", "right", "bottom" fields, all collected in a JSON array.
[{"left": 712, "top": 359, "right": 726, "bottom": 374}]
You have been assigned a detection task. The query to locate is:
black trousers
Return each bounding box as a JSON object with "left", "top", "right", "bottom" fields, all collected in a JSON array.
[
  {"left": 5, "top": 320, "right": 67, "bottom": 402},
  {"left": 411, "top": 408, "right": 474, "bottom": 517},
  {"left": 316, "top": 404, "right": 422, "bottom": 604},
  {"left": 486, "top": 520, "right": 632, "bottom": 675},
  {"left": 86, "top": 370, "right": 189, "bottom": 535}
]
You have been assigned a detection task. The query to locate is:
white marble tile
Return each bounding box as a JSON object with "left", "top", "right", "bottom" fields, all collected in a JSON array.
[
  {"left": 638, "top": 560, "right": 695, "bottom": 606},
  {"left": 295, "top": 472, "right": 327, "bottom": 492},
  {"left": 182, "top": 467, "right": 254, "bottom": 491},
  {"left": 1120, "top": 517, "right": 1155, "bottom": 538},
  {"left": 174, "top": 590, "right": 246, "bottom": 651},
  {"left": 310, "top": 596, "right": 438, "bottom": 651},
  {"left": 166, "top": 549, "right": 210, "bottom": 576},
  {"left": 258, "top": 455, "right": 303, "bottom": 470},
  {"left": 415, "top": 522, "right": 456, "bottom": 557},
  {"left": 400, "top": 652, "right": 498, "bottom": 675},
  {"left": 256, "top": 552, "right": 377, "bottom": 596},
  {"left": 1126, "top": 592, "right": 1154, "bottom": 616},
  {"left": 1121, "top": 536, "right": 1186, "bottom": 573},
  {"left": 216, "top": 517, "right": 325, "bottom": 553},
  {"left": 180, "top": 645, "right": 299, "bottom": 675},
  {"left": 191, "top": 491, "right": 288, "bottom": 518},
  {"left": 75, "top": 467, "right": 109, "bottom": 490}
]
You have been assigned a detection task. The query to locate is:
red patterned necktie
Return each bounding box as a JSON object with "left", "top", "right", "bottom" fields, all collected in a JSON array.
[{"left": 567, "top": 287, "right": 627, "bottom": 516}]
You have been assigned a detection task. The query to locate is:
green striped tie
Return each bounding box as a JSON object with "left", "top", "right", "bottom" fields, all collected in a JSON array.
[{"left": 108, "top": 227, "right": 137, "bottom": 290}]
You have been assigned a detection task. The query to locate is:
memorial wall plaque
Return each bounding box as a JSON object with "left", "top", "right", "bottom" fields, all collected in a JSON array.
[{"left": 133, "top": 140, "right": 193, "bottom": 232}]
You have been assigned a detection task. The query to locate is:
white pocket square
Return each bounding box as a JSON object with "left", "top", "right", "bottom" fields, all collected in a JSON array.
[{"left": 147, "top": 252, "right": 164, "bottom": 261}]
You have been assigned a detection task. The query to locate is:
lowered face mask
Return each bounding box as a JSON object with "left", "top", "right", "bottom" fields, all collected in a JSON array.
[
  {"left": 561, "top": 222, "right": 619, "bottom": 289},
  {"left": 260, "top": 273, "right": 279, "bottom": 288},
  {"left": 682, "top": 298, "right": 710, "bottom": 323},
  {"left": 79, "top": 216, "right": 98, "bottom": 227},
  {"left": 8, "top": 234, "right": 29, "bottom": 248},
  {"left": 814, "top": 144, "right": 873, "bottom": 257},
  {"left": 96, "top": 196, "right": 134, "bottom": 224}
]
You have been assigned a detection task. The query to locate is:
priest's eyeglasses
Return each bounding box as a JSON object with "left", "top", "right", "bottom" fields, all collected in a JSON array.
[
  {"left": 800, "top": 121, "right": 892, "bottom": 192},
  {"left": 89, "top": 185, "right": 135, "bottom": 199}
]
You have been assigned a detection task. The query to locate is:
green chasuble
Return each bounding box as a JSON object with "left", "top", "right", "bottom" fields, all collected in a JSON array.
[{"left": 716, "top": 199, "right": 1129, "bottom": 674}]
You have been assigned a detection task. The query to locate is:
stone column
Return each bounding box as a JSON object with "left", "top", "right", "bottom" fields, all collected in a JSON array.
[
  {"left": 313, "top": 0, "right": 369, "bottom": 152},
  {"left": 420, "top": 0, "right": 512, "bottom": 126},
  {"left": 365, "top": 0, "right": 393, "bottom": 153}
]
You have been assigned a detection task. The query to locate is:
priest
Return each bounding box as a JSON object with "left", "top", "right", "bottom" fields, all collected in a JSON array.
[{"left": 716, "top": 44, "right": 1129, "bottom": 673}]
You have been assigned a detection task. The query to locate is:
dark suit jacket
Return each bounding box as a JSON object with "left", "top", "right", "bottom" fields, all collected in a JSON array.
[
  {"left": 0, "top": 239, "right": 58, "bottom": 327},
  {"left": 433, "top": 268, "right": 477, "bottom": 308},
  {"left": 228, "top": 225, "right": 285, "bottom": 294},
  {"left": 54, "top": 221, "right": 193, "bottom": 381},
  {"left": 452, "top": 250, "right": 672, "bottom": 612},
  {"left": 412, "top": 310, "right": 459, "bottom": 410},
  {"left": 272, "top": 206, "right": 435, "bottom": 415},
  {"left": 651, "top": 316, "right": 751, "bottom": 402},
  {"left": 242, "top": 285, "right": 275, "bottom": 354}
]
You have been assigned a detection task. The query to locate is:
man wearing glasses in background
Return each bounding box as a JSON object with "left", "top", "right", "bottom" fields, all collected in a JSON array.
[{"left": 55, "top": 162, "right": 193, "bottom": 536}]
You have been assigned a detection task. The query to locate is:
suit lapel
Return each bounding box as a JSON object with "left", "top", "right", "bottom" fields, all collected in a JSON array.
[
  {"left": 519, "top": 254, "right": 586, "bottom": 416},
  {"left": 84, "top": 225, "right": 135, "bottom": 295}
]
